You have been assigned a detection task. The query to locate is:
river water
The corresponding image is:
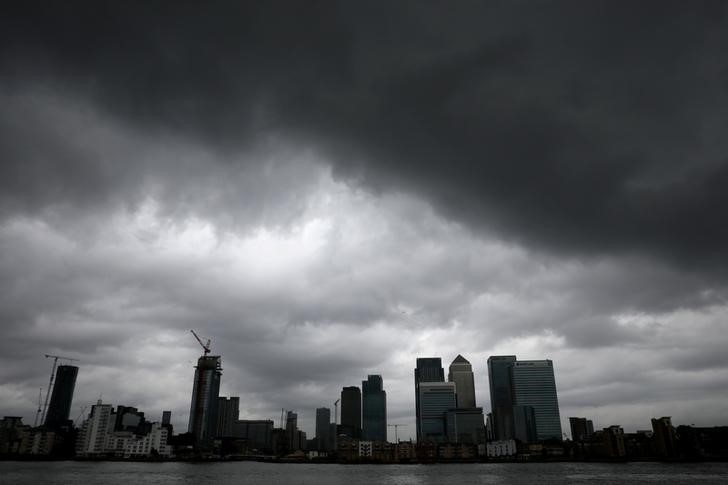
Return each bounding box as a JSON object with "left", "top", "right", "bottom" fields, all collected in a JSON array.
[{"left": 1, "top": 461, "right": 728, "bottom": 484}]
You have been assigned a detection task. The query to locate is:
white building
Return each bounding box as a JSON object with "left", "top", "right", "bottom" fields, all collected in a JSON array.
[
  {"left": 358, "top": 440, "right": 372, "bottom": 457},
  {"left": 76, "top": 400, "right": 115, "bottom": 456},
  {"left": 123, "top": 423, "right": 173, "bottom": 458},
  {"left": 76, "top": 401, "right": 173, "bottom": 458},
  {"left": 487, "top": 439, "right": 517, "bottom": 457}
]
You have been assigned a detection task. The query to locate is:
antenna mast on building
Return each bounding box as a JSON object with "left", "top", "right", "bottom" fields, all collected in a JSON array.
[
  {"left": 190, "top": 329, "right": 211, "bottom": 355},
  {"left": 41, "top": 354, "right": 79, "bottom": 425}
]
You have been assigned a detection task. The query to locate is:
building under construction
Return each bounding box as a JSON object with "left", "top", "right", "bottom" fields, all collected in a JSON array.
[{"left": 187, "top": 331, "right": 222, "bottom": 448}]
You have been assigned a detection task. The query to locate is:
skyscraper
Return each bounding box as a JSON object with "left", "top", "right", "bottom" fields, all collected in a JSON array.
[
  {"left": 362, "top": 375, "right": 387, "bottom": 442},
  {"left": 511, "top": 360, "right": 562, "bottom": 441},
  {"left": 315, "top": 407, "right": 331, "bottom": 451},
  {"left": 286, "top": 410, "right": 298, "bottom": 450},
  {"left": 487, "top": 355, "right": 517, "bottom": 440},
  {"left": 418, "top": 381, "right": 456, "bottom": 443},
  {"left": 340, "top": 386, "right": 361, "bottom": 439},
  {"left": 188, "top": 355, "right": 222, "bottom": 446},
  {"left": 448, "top": 355, "right": 476, "bottom": 408},
  {"left": 488, "top": 356, "right": 562, "bottom": 442},
  {"left": 414, "top": 357, "right": 444, "bottom": 442},
  {"left": 44, "top": 365, "right": 78, "bottom": 430}
]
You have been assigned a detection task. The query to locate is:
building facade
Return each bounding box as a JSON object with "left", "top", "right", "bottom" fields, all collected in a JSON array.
[
  {"left": 340, "top": 386, "right": 362, "bottom": 439},
  {"left": 187, "top": 355, "right": 222, "bottom": 446},
  {"left": 487, "top": 355, "right": 517, "bottom": 441},
  {"left": 414, "top": 358, "right": 445, "bottom": 442},
  {"left": 233, "top": 419, "right": 274, "bottom": 452},
  {"left": 216, "top": 396, "right": 240, "bottom": 437},
  {"left": 315, "top": 407, "right": 331, "bottom": 451},
  {"left": 510, "top": 360, "right": 562, "bottom": 441},
  {"left": 362, "top": 375, "right": 387, "bottom": 442},
  {"left": 76, "top": 400, "right": 114, "bottom": 456},
  {"left": 418, "top": 381, "right": 456, "bottom": 443},
  {"left": 487, "top": 356, "right": 562, "bottom": 442},
  {"left": 448, "top": 355, "right": 476, "bottom": 408}
]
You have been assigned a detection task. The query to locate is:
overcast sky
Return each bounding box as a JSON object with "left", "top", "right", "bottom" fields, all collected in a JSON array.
[{"left": 2, "top": 1, "right": 728, "bottom": 440}]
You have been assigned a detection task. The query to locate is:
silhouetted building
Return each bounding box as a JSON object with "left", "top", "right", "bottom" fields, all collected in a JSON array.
[
  {"left": 418, "top": 381, "right": 456, "bottom": 443},
  {"left": 114, "top": 406, "right": 148, "bottom": 435},
  {"left": 315, "top": 407, "right": 331, "bottom": 451},
  {"left": 340, "top": 386, "right": 361, "bottom": 439},
  {"left": 511, "top": 360, "right": 562, "bottom": 440},
  {"left": 44, "top": 365, "right": 78, "bottom": 430},
  {"left": 233, "top": 419, "right": 273, "bottom": 452},
  {"left": 446, "top": 407, "right": 486, "bottom": 444},
  {"left": 512, "top": 404, "right": 538, "bottom": 443},
  {"left": 487, "top": 355, "right": 517, "bottom": 440},
  {"left": 448, "top": 355, "right": 476, "bottom": 408},
  {"left": 362, "top": 375, "right": 387, "bottom": 442},
  {"left": 187, "top": 355, "right": 222, "bottom": 447},
  {"left": 570, "top": 417, "right": 594, "bottom": 442},
  {"left": 216, "top": 396, "right": 239, "bottom": 437},
  {"left": 414, "top": 357, "right": 444, "bottom": 442},
  {"left": 652, "top": 416, "right": 678, "bottom": 459},
  {"left": 286, "top": 411, "right": 298, "bottom": 450}
]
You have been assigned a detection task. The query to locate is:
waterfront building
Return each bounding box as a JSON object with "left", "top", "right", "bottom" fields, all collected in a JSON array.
[
  {"left": 418, "top": 381, "right": 456, "bottom": 443},
  {"left": 44, "top": 365, "right": 78, "bottom": 430},
  {"left": 187, "top": 355, "right": 222, "bottom": 446},
  {"left": 216, "top": 396, "right": 240, "bottom": 437},
  {"left": 114, "top": 406, "right": 148, "bottom": 434},
  {"left": 569, "top": 417, "right": 594, "bottom": 442},
  {"left": 315, "top": 407, "right": 331, "bottom": 451},
  {"left": 362, "top": 375, "right": 387, "bottom": 442},
  {"left": 340, "top": 386, "right": 362, "bottom": 439},
  {"left": 286, "top": 411, "right": 298, "bottom": 450},
  {"left": 446, "top": 407, "right": 486, "bottom": 444},
  {"left": 487, "top": 355, "right": 517, "bottom": 441},
  {"left": 414, "top": 358, "right": 444, "bottom": 441},
  {"left": 76, "top": 400, "right": 114, "bottom": 456},
  {"left": 232, "top": 419, "right": 274, "bottom": 451},
  {"left": 448, "top": 355, "right": 476, "bottom": 408}
]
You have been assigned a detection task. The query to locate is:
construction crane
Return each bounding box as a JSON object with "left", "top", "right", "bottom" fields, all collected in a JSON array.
[
  {"left": 76, "top": 405, "right": 89, "bottom": 424},
  {"left": 388, "top": 423, "right": 408, "bottom": 443},
  {"left": 33, "top": 388, "right": 43, "bottom": 427},
  {"left": 190, "top": 329, "right": 211, "bottom": 355},
  {"left": 41, "top": 354, "right": 79, "bottom": 425}
]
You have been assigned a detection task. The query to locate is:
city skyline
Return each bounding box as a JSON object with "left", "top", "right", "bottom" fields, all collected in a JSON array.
[{"left": 2, "top": 1, "right": 728, "bottom": 444}]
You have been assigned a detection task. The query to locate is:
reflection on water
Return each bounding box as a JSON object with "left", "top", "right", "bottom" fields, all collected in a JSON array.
[{"left": 1, "top": 461, "right": 727, "bottom": 485}]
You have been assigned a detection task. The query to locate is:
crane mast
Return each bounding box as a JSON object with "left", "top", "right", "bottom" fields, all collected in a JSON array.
[{"left": 190, "top": 329, "right": 211, "bottom": 355}]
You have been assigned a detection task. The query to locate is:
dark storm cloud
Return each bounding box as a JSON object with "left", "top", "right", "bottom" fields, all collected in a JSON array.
[{"left": 3, "top": 1, "right": 728, "bottom": 267}]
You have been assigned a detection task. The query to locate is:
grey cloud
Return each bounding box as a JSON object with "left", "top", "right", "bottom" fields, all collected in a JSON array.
[{"left": 3, "top": 2, "right": 728, "bottom": 269}]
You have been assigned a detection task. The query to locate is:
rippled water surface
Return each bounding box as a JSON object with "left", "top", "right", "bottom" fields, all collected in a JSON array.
[{"left": 2, "top": 461, "right": 728, "bottom": 484}]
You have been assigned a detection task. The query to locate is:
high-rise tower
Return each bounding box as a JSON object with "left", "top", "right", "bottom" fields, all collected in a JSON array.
[
  {"left": 315, "top": 407, "right": 331, "bottom": 451},
  {"left": 448, "top": 355, "right": 476, "bottom": 408},
  {"left": 418, "top": 381, "right": 456, "bottom": 443},
  {"left": 188, "top": 355, "right": 222, "bottom": 446},
  {"left": 414, "top": 357, "right": 444, "bottom": 442},
  {"left": 340, "top": 386, "right": 361, "bottom": 439},
  {"left": 511, "top": 360, "right": 562, "bottom": 441},
  {"left": 362, "top": 375, "right": 387, "bottom": 442},
  {"left": 487, "top": 355, "right": 562, "bottom": 442},
  {"left": 44, "top": 365, "right": 78, "bottom": 430}
]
